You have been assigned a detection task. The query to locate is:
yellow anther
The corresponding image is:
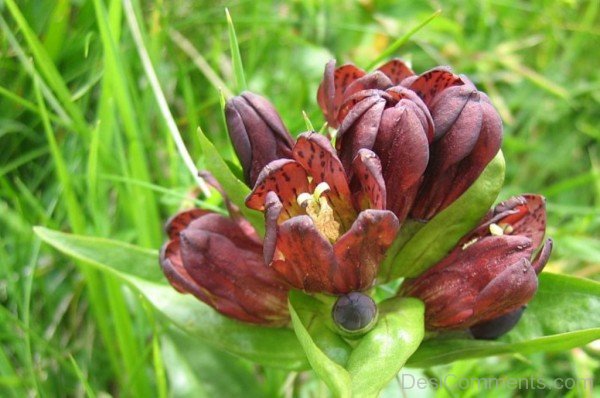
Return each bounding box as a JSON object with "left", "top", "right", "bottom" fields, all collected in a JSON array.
[
  {"left": 499, "top": 223, "right": 514, "bottom": 234},
  {"left": 314, "top": 182, "right": 331, "bottom": 198},
  {"left": 489, "top": 223, "right": 504, "bottom": 236},
  {"left": 297, "top": 193, "right": 313, "bottom": 208},
  {"left": 295, "top": 182, "right": 340, "bottom": 242}
]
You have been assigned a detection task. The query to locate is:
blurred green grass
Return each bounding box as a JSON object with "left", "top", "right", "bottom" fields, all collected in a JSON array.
[{"left": 0, "top": 0, "right": 598, "bottom": 396}]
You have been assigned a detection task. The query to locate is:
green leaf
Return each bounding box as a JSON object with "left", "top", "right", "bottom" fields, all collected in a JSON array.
[
  {"left": 34, "top": 226, "right": 163, "bottom": 282},
  {"left": 289, "top": 295, "right": 352, "bottom": 398},
  {"left": 289, "top": 292, "right": 424, "bottom": 398},
  {"left": 346, "top": 298, "right": 424, "bottom": 398},
  {"left": 380, "top": 150, "right": 505, "bottom": 281},
  {"left": 225, "top": 8, "right": 247, "bottom": 92},
  {"left": 366, "top": 9, "right": 442, "bottom": 70},
  {"left": 162, "top": 328, "right": 265, "bottom": 398},
  {"left": 197, "top": 128, "right": 265, "bottom": 235},
  {"left": 407, "top": 273, "right": 600, "bottom": 367},
  {"left": 34, "top": 227, "right": 307, "bottom": 370}
]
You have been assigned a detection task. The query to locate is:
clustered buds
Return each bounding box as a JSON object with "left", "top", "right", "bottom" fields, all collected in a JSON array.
[
  {"left": 317, "top": 60, "right": 503, "bottom": 221},
  {"left": 400, "top": 195, "right": 552, "bottom": 333},
  {"left": 159, "top": 57, "right": 551, "bottom": 341}
]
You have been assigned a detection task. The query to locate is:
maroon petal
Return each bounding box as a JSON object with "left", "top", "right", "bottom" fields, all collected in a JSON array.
[
  {"left": 351, "top": 149, "right": 387, "bottom": 210},
  {"left": 386, "top": 86, "right": 434, "bottom": 143},
  {"left": 271, "top": 215, "right": 338, "bottom": 293},
  {"left": 374, "top": 105, "right": 430, "bottom": 221},
  {"left": 437, "top": 97, "right": 503, "bottom": 212},
  {"left": 377, "top": 59, "right": 415, "bottom": 85},
  {"left": 343, "top": 71, "right": 393, "bottom": 99},
  {"left": 336, "top": 94, "right": 386, "bottom": 171},
  {"left": 408, "top": 67, "right": 463, "bottom": 106},
  {"left": 332, "top": 210, "right": 399, "bottom": 293},
  {"left": 165, "top": 209, "right": 210, "bottom": 240},
  {"left": 317, "top": 60, "right": 337, "bottom": 126},
  {"left": 401, "top": 235, "right": 535, "bottom": 330},
  {"left": 263, "top": 191, "right": 283, "bottom": 264},
  {"left": 160, "top": 239, "right": 206, "bottom": 297},
  {"left": 429, "top": 85, "right": 476, "bottom": 140},
  {"left": 245, "top": 159, "right": 309, "bottom": 218},
  {"left": 532, "top": 238, "right": 553, "bottom": 274},
  {"left": 472, "top": 258, "right": 538, "bottom": 324},
  {"left": 411, "top": 92, "right": 484, "bottom": 220},
  {"left": 179, "top": 214, "right": 289, "bottom": 325},
  {"left": 225, "top": 92, "right": 294, "bottom": 186},
  {"left": 317, "top": 61, "right": 366, "bottom": 128}
]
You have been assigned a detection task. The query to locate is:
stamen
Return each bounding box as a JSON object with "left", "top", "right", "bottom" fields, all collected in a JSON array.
[
  {"left": 499, "top": 223, "right": 514, "bottom": 234},
  {"left": 295, "top": 182, "right": 340, "bottom": 242},
  {"left": 297, "top": 193, "right": 313, "bottom": 208},
  {"left": 489, "top": 223, "right": 504, "bottom": 236},
  {"left": 314, "top": 182, "right": 331, "bottom": 198}
]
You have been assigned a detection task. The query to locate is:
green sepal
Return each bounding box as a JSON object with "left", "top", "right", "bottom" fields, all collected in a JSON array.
[
  {"left": 289, "top": 291, "right": 425, "bottom": 398},
  {"left": 380, "top": 150, "right": 505, "bottom": 281}
]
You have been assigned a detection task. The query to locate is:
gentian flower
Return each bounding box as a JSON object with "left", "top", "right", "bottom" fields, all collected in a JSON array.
[
  {"left": 225, "top": 91, "right": 294, "bottom": 186},
  {"left": 245, "top": 131, "right": 400, "bottom": 294},
  {"left": 399, "top": 194, "right": 553, "bottom": 332},
  {"left": 160, "top": 92, "right": 400, "bottom": 326},
  {"left": 160, "top": 207, "right": 290, "bottom": 326},
  {"left": 317, "top": 60, "right": 502, "bottom": 221}
]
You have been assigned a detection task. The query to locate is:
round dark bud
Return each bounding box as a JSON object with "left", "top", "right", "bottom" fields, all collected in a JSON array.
[
  {"left": 332, "top": 292, "right": 378, "bottom": 335},
  {"left": 470, "top": 306, "right": 526, "bottom": 340}
]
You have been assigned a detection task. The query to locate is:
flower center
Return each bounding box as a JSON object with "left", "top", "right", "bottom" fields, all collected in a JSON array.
[{"left": 297, "top": 182, "right": 341, "bottom": 243}]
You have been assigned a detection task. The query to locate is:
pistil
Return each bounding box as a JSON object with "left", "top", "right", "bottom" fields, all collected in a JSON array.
[{"left": 297, "top": 182, "right": 341, "bottom": 242}]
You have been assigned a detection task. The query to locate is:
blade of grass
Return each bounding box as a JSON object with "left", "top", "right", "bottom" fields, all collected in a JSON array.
[
  {"left": 225, "top": 8, "right": 247, "bottom": 92},
  {"left": 169, "top": 29, "right": 234, "bottom": 99},
  {"left": 92, "top": 0, "right": 161, "bottom": 247},
  {"left": 3, "top": 0, "right": 90, "bottom": 136},
  {"left": 123, "top": 0, "right": 211, "bottom": 197},
  {"left": 68, "top": 356, "right": 97, "bottom": 398},
  {"left": 366, "top": 9, "right": 441, "bottom": 70}
]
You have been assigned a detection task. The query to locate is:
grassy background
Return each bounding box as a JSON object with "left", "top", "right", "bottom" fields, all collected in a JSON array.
[{"left": 1, "top": 0, "right": 599, "bottom": 396}]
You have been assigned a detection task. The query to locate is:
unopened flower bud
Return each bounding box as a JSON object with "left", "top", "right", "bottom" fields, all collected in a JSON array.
[{"left": 225, "top": 92, "right": 294, "bottom": 186}]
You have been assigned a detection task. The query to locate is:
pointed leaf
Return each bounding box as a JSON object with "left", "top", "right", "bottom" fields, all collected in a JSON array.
[
  {"left": 34, "top": 227, "right": 307, "bottom": 369},
  {"left": 198, "top": 128, "right": 264, "bottom": 235},
  {"left": 380, "top": 150, "right": 505, "bottom": 281}
]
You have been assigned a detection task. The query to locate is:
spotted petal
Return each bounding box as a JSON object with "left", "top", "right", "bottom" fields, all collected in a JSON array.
[
  {"left": 376, "top": 59, "right": 415, "bottom": 85},
  {"left": 246, "top": 159, "right": 309, "bottom": 218},
  {"left": 332, "top": 210, "right": 399, "bottom": 293},
  {"left": 351, "top": 149, "right": 386, "bottom": 210},
  {"left": 408, "top": 67, "right": 463, "bottom": 106},
  {"left": 271, "top": 215, "right": 338, "bottom": 292},
  {"left": 317, "top": 60, "right": 366, "bottom": 128}
]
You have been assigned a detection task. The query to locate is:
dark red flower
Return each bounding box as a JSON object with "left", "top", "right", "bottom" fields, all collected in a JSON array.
[
  {"left": 225, "top": 91, "right": 294, "bottom": 186},
  {"left": 160, "top": 208, "right": 290, "bottom": 326},
  {"left": 317, "top": 60, "right": 503, "bottom": 222},
  {"left": 399, "top": 194, "right": 552, "bottom": 331},
  {"left": 160, "top": 92, "right": 402, "bottom": 325},
  {"left": 246, "top": 132, "right": 400, "bottom": 294},
  {"left": 406, "top": 68, "right": 503, "bottom": 220}
]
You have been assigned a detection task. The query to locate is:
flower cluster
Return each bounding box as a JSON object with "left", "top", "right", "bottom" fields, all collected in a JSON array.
[{"left": 160, "top": 59, "right": 552, "bottom": 338}]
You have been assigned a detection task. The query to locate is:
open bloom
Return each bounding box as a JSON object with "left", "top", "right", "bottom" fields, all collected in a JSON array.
[
  {"left": 399, "top": 194, "right": 553, "bottom": 331},
  {"left": 160, "top": 92, "right": 400, "bottom": 325},
  {"left": 246, "top": 131, "right": 399, "bottom": 294},
  {"left": 317, "top": 60, "right": 502, "bottom": 221}
]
